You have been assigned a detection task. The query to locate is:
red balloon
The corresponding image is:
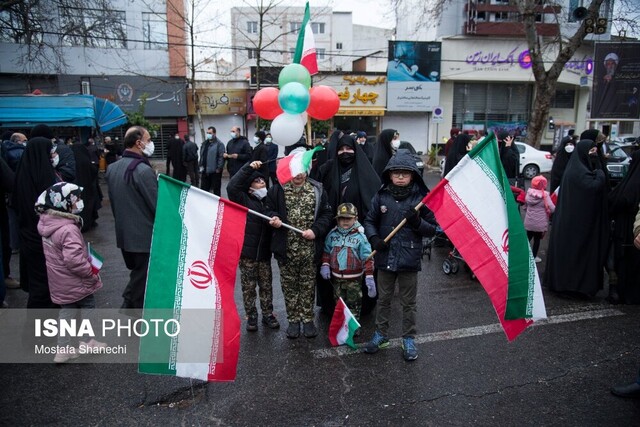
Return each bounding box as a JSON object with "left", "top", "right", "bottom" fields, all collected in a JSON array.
[
  {"left": 253, "top": 87, "right": 283, "bottom": 120},
  {"left": 307, "top": 86, "right": 340, "bottom": 120}
]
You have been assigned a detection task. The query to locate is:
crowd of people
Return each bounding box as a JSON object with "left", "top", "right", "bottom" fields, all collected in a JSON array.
[{"left": 0, "top": 123, "right": 638, "bottom": 383}]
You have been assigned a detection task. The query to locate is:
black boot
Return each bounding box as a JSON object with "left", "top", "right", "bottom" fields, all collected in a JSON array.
[{"left": 606, "top": 272, "right": 620, "bottom": 304}]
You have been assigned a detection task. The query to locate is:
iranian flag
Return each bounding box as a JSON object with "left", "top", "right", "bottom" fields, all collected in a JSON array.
[
  {"left": 423, "top": 132, "right": 546, "bottom": 341},
  {"left": 276, "top": 146, "right": 323, "bottom": 184},
  {"left": 293, "top": 2, "right": 318, "bottom": 75},
  {"left": 139, "top": 175, "right": 247, "bottom": 382},
  {"left": 328, "top": 298, "right": 360, "bottom": 349},
  {"left": 87, "top": 243, "right": 103, "bottom": 275}
]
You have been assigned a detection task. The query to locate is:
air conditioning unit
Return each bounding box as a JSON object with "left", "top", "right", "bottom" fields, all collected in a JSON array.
[{"left": 81, "top": 81, "right": 91, "bottom": 95}]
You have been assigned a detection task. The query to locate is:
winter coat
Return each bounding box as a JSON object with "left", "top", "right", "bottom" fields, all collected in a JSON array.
[
  {"left": 226, "top": 136, "right": 252, "bottom": 177},
  {"left": 322, "top": 222, "right": 374, "bottom": 278},
  {"left": 364, "top": 151, "right": 437, "bottom": 272},
  {"left": 250, "top": 142, "right": 269, "bottom": 181},
  {"left": 265, "top": 178, "right": 333, "bottom": 264},
  {"left": 1, "top": 139, "right": 25, "bottom": 171},
  {"left": 523, "top": 190, "right": 555, "bottom": 233},
  {"left": 200, "top": 137, "right": 225, "bottom": 174},
  {"left": 37, "top": 210, "right": 102, "bottom": 305},
  {"left": 226, "top": 164, "right": 272, "bottom": 262}
]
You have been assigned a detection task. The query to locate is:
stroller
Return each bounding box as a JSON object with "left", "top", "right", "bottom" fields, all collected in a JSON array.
[{"left": 422, "top": 226, "right": 447, "bottom": 260}]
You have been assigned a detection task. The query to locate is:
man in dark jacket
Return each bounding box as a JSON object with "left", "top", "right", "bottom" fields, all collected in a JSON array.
[
  {"left": 200, "top": 127, "right": 225, "bottom": 196},
  {"left": 363, "top": 151, "right": 437, "bottom": 361},
  {"left": 224, "top": 126, "right": 252, "bottom": 178},
  {"left": 166, "top": 132, "right": 187, "bottom": 182},
  {"left": 266, "top": 153, "right": 333, "bottom": 339},
  {"left": 227, "top": 161, "right": 279, "bottom": 332},
  {"left": 182, "top": 134, "right": 199, "bottom": 187}
]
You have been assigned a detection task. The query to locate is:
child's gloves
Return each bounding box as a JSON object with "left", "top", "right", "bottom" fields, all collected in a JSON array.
[
  {"left": 404, "top": 209, "right": 421, "bottom": 228},
  {"left": 320, "top": 264, "right": 331, "bottom": 280},
  {"left": 365, "top": 275, "right": 376, "bottom": 298},
  {"left": 370, "top": 236, "right": 388, "bottom": 251}
]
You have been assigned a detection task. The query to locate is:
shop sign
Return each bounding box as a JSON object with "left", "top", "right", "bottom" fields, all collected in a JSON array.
[{"left": 187, "top": 89, "right": 246, "bottom": 115}]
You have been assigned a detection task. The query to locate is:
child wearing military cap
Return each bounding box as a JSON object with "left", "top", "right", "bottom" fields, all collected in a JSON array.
[{"left": 320, "top": 203, "right": 375, "bottom": 322}]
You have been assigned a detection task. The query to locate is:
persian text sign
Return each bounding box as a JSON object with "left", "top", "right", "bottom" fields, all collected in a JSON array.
[{"left": 187, "top": 89, "right": 247, "bottom": 115}]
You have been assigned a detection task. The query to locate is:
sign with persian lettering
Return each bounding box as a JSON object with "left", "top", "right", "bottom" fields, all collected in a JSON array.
[
  {"left": 187, "top": 89, "right": 247, "bottom": 115},
  {"left": 387, "top": 41, "right": 441, "bottom": 111},
  {"left": 317, "top": 74, "right": 387, "bottom": 116}
]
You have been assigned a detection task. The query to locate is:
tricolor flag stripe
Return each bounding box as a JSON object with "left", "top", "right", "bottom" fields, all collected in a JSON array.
[
  {"left": 139, "top": 175, "right": 246, "bottom": 381},
  {"left": 328, "top": 298, "right": 360, "bottom": 349},
  {"left": 276, "top": 146, "right": 323, "bottom": 184},
  {"left": 88, "top": 244, "right": 103, "bottom": 274},
  {"left": 423, "top": 132, "right": 546, "bottom": 341},
  {"left": 293, "top": 2, "right": 318, "bottom": 75}
]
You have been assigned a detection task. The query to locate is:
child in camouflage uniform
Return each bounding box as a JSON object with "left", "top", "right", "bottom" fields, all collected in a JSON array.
[
  {"left": 320, "top": 203, "right": 375, "bottom": 322},
  {"left": 266, "top": 150, "right": 333, "bottom": 339}
]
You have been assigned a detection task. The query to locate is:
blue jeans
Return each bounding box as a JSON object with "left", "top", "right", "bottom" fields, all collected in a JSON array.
[{"left": 57, "top": 294, "right": 96, "bottom": 347}]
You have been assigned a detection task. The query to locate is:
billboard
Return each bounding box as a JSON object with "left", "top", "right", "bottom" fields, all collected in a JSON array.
[
  {"left": 591, "top": 42, "right": 640, "bottom": 119},
  {"left": 386, "top": 41, "right": 441, "bottom": 111}
]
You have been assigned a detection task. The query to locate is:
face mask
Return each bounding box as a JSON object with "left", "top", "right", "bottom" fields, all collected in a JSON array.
[
  {"left": 51, "top": 155, "right": 59, "bottom": 168},
  {"left": 338, "top": 152, "right": 355, "bottom": 165},
  {"left": 251, "top": 187, "right": 268, "bottom": 200},
  {"left": 391, "top": 139, "right": 401, "bottom": 150},
  {"left": 253, "top": 136, "right": 260, "bottom": 144},
  {"left": 265, "top": 137, "right": 272, "bottom": 144},
  {"left": 72, "top": 200, "right": 84, "bottom": 214},
  {"left": 142, "top": 141, "right": 155, "bottom": 157},
  {"left": 565, "top": 145, "right": 575, "bottom": 153},
  {"left": 206, "top": 133, "right": 213, "bottom": 140},
  {"left": 230, "top": 132, "right": 238, "bottom": 139},
  {"left": 175, "top": 136, "right": 180, "bottom": 140}
]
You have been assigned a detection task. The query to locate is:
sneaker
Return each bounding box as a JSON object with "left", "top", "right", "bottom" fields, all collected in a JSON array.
[
  {"left": 363, "top": 330, "right": 389, "bottom": 354},
  {"left": 534, "top": 257, "right": 542, "bottom": 263},
  {"left": 246, "top": 315, "right": 258, "bottom": 332},
  {"left": 5, "top": 277, "right": 20, "bottom": 289},
  {"left": 262, "top": 314, "right": 280, "bottom": 329},
  {"left": 79, "top": 339, "right": 107, "bottom": 350},
  {"left": 402, "top": 337, "right": 418, "bottom": 361},
  {"left": 53, "top": 346, "right": 79, "bottom": 363},
  {"left": 302, "top": 321, "right": 317, "bottom": 338},
  {"left": 286, "top": 322, "right": 300, "bottom": 339}
]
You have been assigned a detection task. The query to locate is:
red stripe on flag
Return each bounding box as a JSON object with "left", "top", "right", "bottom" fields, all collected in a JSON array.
[
  {"left": 208, "top": 200, "right": 246, "bottom": 381},
  {"left": 424, "top": 181, "right": 531, "bottom": 341},
  {"left": 328, "top": 298, "right": 347, "bottom": 347}
]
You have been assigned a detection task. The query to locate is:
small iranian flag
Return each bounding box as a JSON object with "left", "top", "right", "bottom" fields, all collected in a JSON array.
[
  {"left": 87, "top": 243, "right": 103, "bottom": 274},
  {"left": 550, "top": 186, "right": 559, "bottom": 205},
  {"left": 293, "top": 2, "right": 318, "bottom": 75},
  {"left": 423, "top": 132, "right": 546, "bottom": 341},
  {"left": 276, "top": 146, "right": 323, "bottom": 184},
  {"left": 139, "top": 175, "right": 247, "bottom": 382},
  {"left": 328, "top": 298, "right": 360, "bottom": 349}
]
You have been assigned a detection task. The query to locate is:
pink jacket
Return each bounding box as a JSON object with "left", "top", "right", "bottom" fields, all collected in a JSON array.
[
  {"left": 523, "top": 190, "right": 555, "bottom": 233},
  {"left": 37, "top": 210, "right": 102, "bottom": 305}
]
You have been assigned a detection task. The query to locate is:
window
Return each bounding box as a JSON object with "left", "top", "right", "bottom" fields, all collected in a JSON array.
[
  {"left": 60, "top": 7, "right": 127, "bottom": 48},
  {"left": 142, "top": 12, "right": 167, "bottom": 50},
  {"left": 0, "top": 10, "right": 43, "bottom": 44},
  {"left": 494, "top": 12, "right": 509, "bottom": 21},
  {"left": 247, "top": 48, "right": 258, "bottom": 59},
  {"left": 247, "top": 21, "right": 258, "bottom": 33},
  {"left": 317, "top": 48, "right": 325, "bottom": 60},
  {"left": 336, "top": 42, "right": 342, "bottom": 50},
  {"left": 311, "top": 22, "right": 325, "bottom": 34},
  {"left": 290, "top": 22, "right": 302, "bottom": 33},
  {"left": 551, "top": 89, "right": 575, "bottom": 108}
]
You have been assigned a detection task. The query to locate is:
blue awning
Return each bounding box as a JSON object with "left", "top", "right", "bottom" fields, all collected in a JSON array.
[{"left": 0, "top": 94, "right": 128, "bottom": 131}]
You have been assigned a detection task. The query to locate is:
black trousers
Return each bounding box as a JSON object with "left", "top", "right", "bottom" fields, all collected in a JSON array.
[
  {"left": 121, "top": 250, "right": 150, "bottom": 309},
  {"left": 201, "top": 172, "right": 222, "bottom": 196}
]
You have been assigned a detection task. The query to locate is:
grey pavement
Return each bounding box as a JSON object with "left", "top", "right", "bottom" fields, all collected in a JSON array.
[{"left": 1, "top": 169, "right": 639, "bottom": 426}]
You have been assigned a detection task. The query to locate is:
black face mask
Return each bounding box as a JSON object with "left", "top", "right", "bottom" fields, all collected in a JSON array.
[{"left": 338, "top": 152, "right": 355, "bottom": 165}]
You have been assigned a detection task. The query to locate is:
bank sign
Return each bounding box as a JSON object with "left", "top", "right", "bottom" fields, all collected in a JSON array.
[{"left": 386, "top": 41, "right": 441, "bottom": 112}]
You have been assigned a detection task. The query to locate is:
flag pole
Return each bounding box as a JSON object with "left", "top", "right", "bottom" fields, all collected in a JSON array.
[{"left": 367, "top": 201, "right": 425, "bottom": 260}]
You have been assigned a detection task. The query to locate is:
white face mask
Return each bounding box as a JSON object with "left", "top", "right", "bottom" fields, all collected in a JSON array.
[
  {"left": 230, "top": 132, "right": 238, "bottom": 139},
  {"left": 206, "top": 133, "right": 213, "bottom": 140},
  {"left": 142, "top": 141, "right": 155, "bottom": 157},
  {"left": 251, "top": 187, "right": 268, "bottom": 200},
  {"left": 175, "top": 136, "right": 180, "bottom": 140},
  {"left": 565, "top": 144, "right": 575, "bottom": 153},
  {"left": 391, "top": 139, "right": 401, "bottom": 150},
  {"left": 265, "top": 137, "right": 272, "bottom": 144},
  {"left": 253, "top": 136, "right": 261, "bottom": 144},
  {"left": 72, "top": 200, "right": 84, "bottom": 214},
  {"left": 50, "top": 155, "right": 59, "bottom": 168}
]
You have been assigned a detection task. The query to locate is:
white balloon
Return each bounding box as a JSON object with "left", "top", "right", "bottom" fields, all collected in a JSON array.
[
  {"left": 270, "top": 112, "right": 305, "bottom": 146},
  {"left": 299, "top": 112, "right": 308, "bottom": 125}
]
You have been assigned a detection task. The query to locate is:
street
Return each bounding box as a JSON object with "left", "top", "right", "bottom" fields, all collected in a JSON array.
[{"left": 1, "top": 169, "right": 639, "bottom": 426}]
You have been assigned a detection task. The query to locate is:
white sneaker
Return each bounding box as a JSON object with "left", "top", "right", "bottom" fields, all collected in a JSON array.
[
  {"left": 534, "top": 257, "right": 542, "bottom": 263},
  {"left": 53, "top": 346, "right": 79, "bottom": 363},
  {"left": 79, "top": 339, "right": 107, "bottom": 350}
]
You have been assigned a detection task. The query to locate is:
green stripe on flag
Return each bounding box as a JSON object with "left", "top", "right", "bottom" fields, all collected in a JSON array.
[
  {"left": 472, "top": 133, "right": 533, "bottom": 320},
  {"left": 139, "top": 174, "right": 188, "bottom": 375},
  {"left": 293, "top": 2, "right": 311, "bottom": 64}
]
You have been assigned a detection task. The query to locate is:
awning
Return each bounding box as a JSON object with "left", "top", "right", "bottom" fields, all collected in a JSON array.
[{"left": 0, "top": 94, "right": 128, "bottom": 131}]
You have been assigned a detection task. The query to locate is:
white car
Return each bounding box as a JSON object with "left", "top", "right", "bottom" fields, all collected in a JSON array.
[{"left": 515, "top": 142, "right": 554, "bottom": 179}]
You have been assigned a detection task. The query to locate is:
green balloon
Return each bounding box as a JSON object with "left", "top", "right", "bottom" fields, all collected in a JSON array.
[{"left": 279, "top": 64, "right": 311, "bottom": 89}]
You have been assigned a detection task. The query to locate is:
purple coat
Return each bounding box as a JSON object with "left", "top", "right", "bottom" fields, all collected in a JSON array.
[
  {"left": 37, "top": 211, "right": 102, "bottom": 305},
  {"left": 523, "top": 190, "right": 555, "bottom": 233}
]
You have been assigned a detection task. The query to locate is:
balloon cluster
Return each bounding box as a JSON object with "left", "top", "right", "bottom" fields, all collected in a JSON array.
[{"left": 252, "top": 64, "right": 340, "bottom": 146}]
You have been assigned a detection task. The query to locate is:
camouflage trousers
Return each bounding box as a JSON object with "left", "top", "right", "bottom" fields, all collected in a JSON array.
[
  {"left": 278, "top": 256, "right": 316, "bottom": 323},
  {"left": 239, "top": 258, "right": 273, "bottom": 319},
  {"left": 332, "top": 277, "right": 363, "bottom": 321}
]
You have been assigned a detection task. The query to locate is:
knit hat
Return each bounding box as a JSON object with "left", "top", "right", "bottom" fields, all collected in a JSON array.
[
  {"left": 336, "top": 203, "right": 357, "bottom": 218},
  {"left": 35, "top": 182, "right": 83, "bottom": 214},
  {"left": 356, "top": 131, "right": 367, "bottom": 139},
  {"left": 31, "top": 124, "right": 54, "bottom": 139},
  {"left": 531, "top": 175, "right": 547, "bottom": 191}
]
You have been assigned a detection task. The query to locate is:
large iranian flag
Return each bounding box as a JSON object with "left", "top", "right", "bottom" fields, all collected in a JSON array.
[
  {"left": 139, "top": 175, "right": 247, "bottom": 381},
  {"left": 423, "top": 132, "right": 546, "bottom": 341},
  {"left": 293, "top": 2, "right": 318, "bottom": 75}
]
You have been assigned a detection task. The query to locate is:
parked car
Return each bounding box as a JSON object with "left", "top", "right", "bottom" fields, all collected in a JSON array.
[
  {"left": 617, "top": 143, "right": 639, "bottom": 158},
  {"left": 515, "top": 142, "right": 554, "bottom": 179},
  {"left": 606, "top": 145, "right": 631, "bottom": 186}
]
